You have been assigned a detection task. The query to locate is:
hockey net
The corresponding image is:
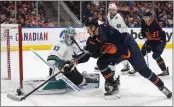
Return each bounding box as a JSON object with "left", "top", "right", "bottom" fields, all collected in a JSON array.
[{"left": 1, "top": 24, "right": 23, "bottom": 93}]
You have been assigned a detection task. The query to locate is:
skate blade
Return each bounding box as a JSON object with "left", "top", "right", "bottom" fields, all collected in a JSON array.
[
  {"left": 158, "top": 74, "right": 169, "bottom": 76},
  {"left": 121, "top": 71, "right": 129, "bottom": 75},
  {"left": 128, "top": 72, "right": 136, "bottom": 76},
  {"left": 105, "top": 94, "right": 121, "bottom": 100}
]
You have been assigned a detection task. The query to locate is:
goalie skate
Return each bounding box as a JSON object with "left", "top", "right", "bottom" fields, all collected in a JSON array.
[
  {"left": 128, "top": 69, "right": 137, "bottom": 75},
  {"left": 121, "top": 64, "right": 130, "bottom": 75}
]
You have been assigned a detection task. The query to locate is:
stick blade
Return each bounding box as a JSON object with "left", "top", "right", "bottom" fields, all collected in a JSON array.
[{"left": 7, "top": 93, "right": 23, "bottom": 101}]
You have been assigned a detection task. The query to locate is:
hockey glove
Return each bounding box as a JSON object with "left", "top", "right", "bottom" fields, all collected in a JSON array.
[
  {"left": 62, "top": 61, "right": 75, "bottom": 74},
  {"left": 141, "top": 31, "right": 146, "bottom": 39},
  {"left": 141, "top": 41, "right": 151, "bottom": 54}
]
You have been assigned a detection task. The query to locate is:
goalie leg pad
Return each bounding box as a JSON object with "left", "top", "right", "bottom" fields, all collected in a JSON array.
[
  {"left": 47, "top": 55, "right": 66, "bottom": 68},
  {"left": 22, "top": 79, "right": 67, "bottom": 95},
  {"left": 81, "top": 71, "right": 100, "bottom": 89}
]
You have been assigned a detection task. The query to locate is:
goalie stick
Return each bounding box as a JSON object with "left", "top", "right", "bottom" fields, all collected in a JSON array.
[
  {"left": 71, "top": 37, "right": 84, "bottom": 52},
  {"left": 71, "top": 36, "right": 91, "bottom": 58},
  {"left": 7, "top": 49, "right": 80, "bottom": 101}
]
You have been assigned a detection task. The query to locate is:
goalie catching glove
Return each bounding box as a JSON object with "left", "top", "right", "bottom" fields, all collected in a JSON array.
[{"left": 61, "top": 60, "right": 76, "bottom": 74}]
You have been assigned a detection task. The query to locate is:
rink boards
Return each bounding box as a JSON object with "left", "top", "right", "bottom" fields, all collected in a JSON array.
[{"left": 1, "top": 27, "right": 173, "bottom": 51}]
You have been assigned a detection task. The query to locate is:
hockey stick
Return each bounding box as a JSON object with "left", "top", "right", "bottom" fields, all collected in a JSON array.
[
  {"left": 7, "top": 49, "right": 80, "bottom": 101},
  {"left": 71, "top": 37, "right": 84, "bottom": 51},
  {"left": 7, "top": 67, "right": 62, "bottom": 101},
  {"left": 144, "top": 39, "right": 149, "bottom": 67},
  {"left": 141, "top": 12, "right": 149, "bottom": 68}
]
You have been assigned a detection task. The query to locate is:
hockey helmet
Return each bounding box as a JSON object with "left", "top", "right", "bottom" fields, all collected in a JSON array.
[
  {"left": 108, "top": 2, "right": 117, "bottom": 10},
  {"left": 64, "top": 27, "right": 76, "bottom": 35},
  {"left": 84, "top": 18, "right": 101, "bottom": 37},
  {"left": 108, "top": 2, "right": 117, "bottom": 15},
  {"left": 144, "top": 11, "right": 152, "bottom": 17},
  {"left": 143, "top": 11, "right": 153, "bottom": 25},
  {"left": 63, "top": 27, "right": 76, "bottom": 45}
]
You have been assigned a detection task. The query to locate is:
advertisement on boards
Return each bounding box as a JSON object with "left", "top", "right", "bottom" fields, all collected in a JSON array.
[{"left": 1, "top": 27, "right": 172, "bottom": 50}]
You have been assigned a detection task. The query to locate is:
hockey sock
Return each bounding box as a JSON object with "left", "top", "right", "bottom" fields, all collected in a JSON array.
[
  {"left": 138, "top": 68, "right": 164, "bottom": 88},
  {"left": 101, "top": 68, "right": 115, "bottom": 84},
  {"left": 148, "top": 72, "right": 164, "bottom": 88},
  {"left": 156, "top": 57, "right": 167, "bottom": 71}
]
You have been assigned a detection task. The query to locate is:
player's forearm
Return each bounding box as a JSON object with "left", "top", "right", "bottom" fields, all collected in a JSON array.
[{"left": 76, "top": 51, "right": 91, "bottom": 64}]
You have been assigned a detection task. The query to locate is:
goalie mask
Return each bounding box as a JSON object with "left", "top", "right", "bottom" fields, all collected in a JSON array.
[{"left": 63, "top": 27, "right": 76, "bottom": 45}]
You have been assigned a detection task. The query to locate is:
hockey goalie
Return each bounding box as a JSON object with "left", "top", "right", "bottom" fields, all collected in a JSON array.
[{"left": 14, "top": 27, "right": 100, "bottom": 96}]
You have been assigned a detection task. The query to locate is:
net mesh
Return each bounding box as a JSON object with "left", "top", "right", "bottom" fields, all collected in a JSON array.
[{"left": 1, "top": 24, "right": 23, "bottom": 93}]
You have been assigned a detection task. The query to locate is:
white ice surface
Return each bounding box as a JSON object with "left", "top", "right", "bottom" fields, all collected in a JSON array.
[{"left": 1, "top": 49, "right": 173, "bottom": 106}]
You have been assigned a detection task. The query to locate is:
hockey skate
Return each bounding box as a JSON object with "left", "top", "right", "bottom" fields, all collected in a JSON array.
[
  {"left": 128, "top": 69, "right": 137, "bottom": 75},
  {"left": 159, "top": 85, "right": 172, "bottom": 98},
  {"left": 158, "top": 67, "right": 169, "bottom": 76},
  {"left": 121, "top": 64, "right": 130, "bottom": 74},
  {"left": 104, "top": 80, "right": 120, "bottom": 100}
]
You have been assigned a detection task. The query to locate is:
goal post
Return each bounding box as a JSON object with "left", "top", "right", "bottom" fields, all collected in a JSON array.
[{"left": 1, "top": 24, "right": 23, "bottom": 92}]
